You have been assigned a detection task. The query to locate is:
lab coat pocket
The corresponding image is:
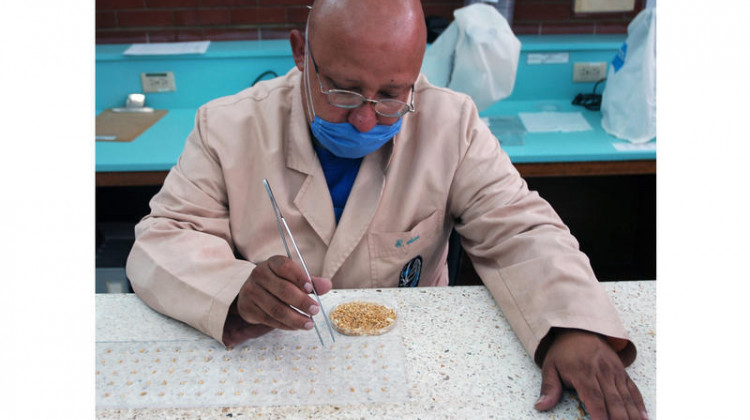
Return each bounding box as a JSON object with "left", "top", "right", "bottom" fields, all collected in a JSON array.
[{"left": 367, "top": 210, "right": 444, "bottom": 285}]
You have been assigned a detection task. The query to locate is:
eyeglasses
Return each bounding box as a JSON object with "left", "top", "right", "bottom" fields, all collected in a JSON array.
[{"left": 307, "top": 41, "right": 415, "bottom": 118}]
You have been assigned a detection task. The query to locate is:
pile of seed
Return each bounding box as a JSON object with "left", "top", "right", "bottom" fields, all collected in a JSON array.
[{"left": 330, "top": 301, "right": 397, "bottom": 336}]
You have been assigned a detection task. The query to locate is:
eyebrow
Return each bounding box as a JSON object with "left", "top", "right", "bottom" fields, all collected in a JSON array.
[
  {"left": 327, "top": 74, "right": 413, "bottom": 92},
  {"left": 309, "top": 39, "right": 413, "bottom": 93}
]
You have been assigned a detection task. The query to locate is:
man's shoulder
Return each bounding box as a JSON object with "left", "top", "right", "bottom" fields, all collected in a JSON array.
[
  {"left": 200, "top": 68, "right": 299, "bottom": 113},
  {"left": 414, "top": 73, "right": 476, "bottom": 115},
  {"left": 409, "top": 74, "right": 478, "bottom": 126},
  {"left": 415, "top": 74, "right": 472, "bottom": 103}
]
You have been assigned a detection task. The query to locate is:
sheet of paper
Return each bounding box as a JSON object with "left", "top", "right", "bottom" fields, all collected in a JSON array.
[
  {"left": 612, "top": 141, "right": 656, "bottom": 151},
  {"left": 124, "top": 41, "right": 211, "bottom": 56},
  {"left": 518, "top": 112, "right": 593, "bottom": 133}
]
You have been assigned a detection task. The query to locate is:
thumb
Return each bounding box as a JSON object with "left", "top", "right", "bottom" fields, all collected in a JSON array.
[{"left": 534, "top": 361, "right": 563, "bottom": 412}]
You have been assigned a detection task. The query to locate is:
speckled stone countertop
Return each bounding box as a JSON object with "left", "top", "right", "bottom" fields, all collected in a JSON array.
[{"left": 96, "top": 282, "right": 656, "bottom": 419}]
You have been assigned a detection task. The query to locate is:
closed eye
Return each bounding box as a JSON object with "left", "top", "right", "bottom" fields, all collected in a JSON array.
[{"left": 378, "top": 91, "right": 398, "bottom": 99}]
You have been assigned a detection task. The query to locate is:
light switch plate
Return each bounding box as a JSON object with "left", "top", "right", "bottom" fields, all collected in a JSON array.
[
  {"left": 574, "top": 0, "right": 635, "bottom": 13},
  {"left": 141, "top": 71, "right": 176, "bottom": 93}
]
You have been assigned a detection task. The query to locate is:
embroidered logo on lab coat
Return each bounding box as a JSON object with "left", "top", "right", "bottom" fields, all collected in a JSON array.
[
  {"left": 398, "top": 256, "right": 422, "bottom": 288},
  {"left": 395, "top": 235, "right": 420, "bottom": 249}
]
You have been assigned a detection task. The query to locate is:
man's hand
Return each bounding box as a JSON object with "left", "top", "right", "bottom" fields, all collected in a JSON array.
[
  {"left": 534, "top": 329, "right": 648, "bottom": 420},
  {"left": 223, "top": 255, "right": 332, "bottom": 346}
]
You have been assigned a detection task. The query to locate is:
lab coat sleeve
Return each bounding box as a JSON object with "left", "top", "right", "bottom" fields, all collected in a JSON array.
[
  {"left": 126, "top": 106, "right": 261, "bottom": 344},
  {"left": 448, "top": 99, "right": 636, "bottom": 366}
]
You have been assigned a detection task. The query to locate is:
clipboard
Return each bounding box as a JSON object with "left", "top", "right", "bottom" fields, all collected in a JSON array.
[{"left": 95, "top": 109, "right": 168, "bottom": 142}]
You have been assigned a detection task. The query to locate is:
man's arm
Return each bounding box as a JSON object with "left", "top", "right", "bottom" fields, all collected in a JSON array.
[
  {"left": 127, "top": 107, "right": 333, "bottom": 346},
  {"left": 445, "top": 98, "right": 646, "bottom": 418},
  {"left": 126, "top": 108, "right": 256, "bottom": 342}
]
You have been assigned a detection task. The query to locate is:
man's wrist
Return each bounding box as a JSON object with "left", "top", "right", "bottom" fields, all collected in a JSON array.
[{"left": 535, "top": 328, "right": 604, "bottom": 366}]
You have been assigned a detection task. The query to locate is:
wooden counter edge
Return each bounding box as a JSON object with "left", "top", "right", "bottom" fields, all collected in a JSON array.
[
  {"left": 515, "top": 160, "right": 656, "bottom": 178},
  {"left": 96, "top": 160, "right": 656, "bottom": 187},
  {"left": 96, "top": 171, "right": 169, "bottom": 187}
]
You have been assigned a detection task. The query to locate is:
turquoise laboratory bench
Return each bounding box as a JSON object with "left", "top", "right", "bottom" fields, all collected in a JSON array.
[{"left": 95, "top": 35, "right": 655, "bottom": 186}]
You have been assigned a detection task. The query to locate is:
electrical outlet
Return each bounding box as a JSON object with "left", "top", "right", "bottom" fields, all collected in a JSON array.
[
  {"left": 141, "top": 71, "right": 176, "bottom": 93},
  {"left": 572, "top": 62, "right": 607, "bottom": 83}
]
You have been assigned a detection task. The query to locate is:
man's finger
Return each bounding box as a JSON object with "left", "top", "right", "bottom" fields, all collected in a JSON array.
[
  {"left": 626, "top": 376, "right": 649, "bottom": 419},
  {"left": 594, "top": 374, "right": 627, "bottom": 420},
  {"left": 617, "top": 375, "right": 648, "bottom": 420},
  {"left": 569, "top": 375, "right": 608, "bottom": 420},
  {"left": 237, "top": 293, "right": 291, "bottom": 330},
  {"left": 260, "top": 270, "right": 320, "bottom": 317},
  {"left": 237, "top": 275, "right": 309, "bottom": 330},
  {"left": 267, "top": 255, "right": 310, "bottom": 290},
  {"left": 255, "top": 288, "right": 315, "bottom": 330},
  {"left": 534, "top": 361, "right": 563, "bottom": 412}
]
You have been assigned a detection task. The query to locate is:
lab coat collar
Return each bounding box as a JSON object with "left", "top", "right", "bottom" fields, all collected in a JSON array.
[
  {"left": 322, "top": 141, "right": 391, "bottom": 279},
  {"left": 285, "top": 69, "right": 336, "bottom": 246}
]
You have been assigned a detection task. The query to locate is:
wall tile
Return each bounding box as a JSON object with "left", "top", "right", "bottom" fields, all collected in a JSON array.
[
  {"left": 201, "top": 0, "right": 256, "bottom": 6},
  {"left": 96, "top": 30, "right": 148, "bottom": 44},
  {"left": 260, "top": 27, "right": 303, "bottom": 40},
  {"left": 258, "top": 0, "right": 312, "bottom": 5},
  {"left": 146, "top": 0, "right": 201, "bottom": 7},
  {"left": 118, "top": 10, "right": 174, "bottom": 27},
  {"left": 174, "top": 9, "right": 231, "bottom": 26},
  {"left": 422, "top": 4, "right": 457, "bottom": 19},
  {"left": 231, "top": 7, "right": 286, "bottom": 24},
  {"left": 596, "top": 22, "right": 629, "bottom": 34},
  {"left": 146, "top": 30, "right": 179, "bottom": 42},
  {"left": 420, "top": 0, "right": 463, "bottom": 5},
  {"left": 204, "top": 28, "right": 260, "bottom": 41},
  {"left": 541, "top": 22, "right": 596, "bottom": 35},
  {"left": 512, "top": 23, "right": 541, "bottom": 35},
  {"left": 146, "top": 29, "right": 204, "bottom": 42},
  {"left": 515, "top": 3, "right": 571, "bottom": 21},
  {"left": 96, "top": 0, "right": 145, "bottom": 10},
  {"left": 96, "top": 12, "right": 118, "bottom": 29},
  {"left": 287, "top": 6, "right": 311, "bottom": 24}
]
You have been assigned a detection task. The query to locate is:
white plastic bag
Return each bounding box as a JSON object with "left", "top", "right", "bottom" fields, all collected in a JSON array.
[
  {"left": 601, "top": 7, "right": 657, "bottom": 144},
  {"left": 421, "top": 3, "right": 521, "bottom": 111}
]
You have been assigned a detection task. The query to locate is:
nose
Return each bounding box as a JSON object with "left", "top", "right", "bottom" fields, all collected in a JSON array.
[{"left": 347, "top": 102, "right": 378, "bottom": 133}]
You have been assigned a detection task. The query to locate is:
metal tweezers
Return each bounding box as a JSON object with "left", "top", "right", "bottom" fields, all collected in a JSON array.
[{"left": 263, "top": 178, "right": 336, "bottom": 346}]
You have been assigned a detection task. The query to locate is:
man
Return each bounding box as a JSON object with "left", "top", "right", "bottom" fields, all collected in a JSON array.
[{"left": 126, "top": 1, "right": 648, "bottom": 419}]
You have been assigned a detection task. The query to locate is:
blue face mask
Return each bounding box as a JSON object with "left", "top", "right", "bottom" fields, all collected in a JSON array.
[{"left": 310, "top": 117, "right": 402, "bottom": 159}]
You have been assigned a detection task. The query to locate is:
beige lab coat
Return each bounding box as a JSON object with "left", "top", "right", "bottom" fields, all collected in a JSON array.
[{"left": 126, "top": 69, "right": 636, "bottom": 365}]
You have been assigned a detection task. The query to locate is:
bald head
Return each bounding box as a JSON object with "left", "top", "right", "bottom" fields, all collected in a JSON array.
[
  {"left": 307, "top": 0, "right": 426, "bottom": 79},
  {"left": 309, "top": 0, "right": 426, "bottom": 47}
]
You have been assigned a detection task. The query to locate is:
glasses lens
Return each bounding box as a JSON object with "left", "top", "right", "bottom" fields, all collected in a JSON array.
[
  {"left": 374, "top": 100, "right": 409, "bottom": 118},
  {"left": 326, "top": 91, "right": 365, "bottom": 108}
]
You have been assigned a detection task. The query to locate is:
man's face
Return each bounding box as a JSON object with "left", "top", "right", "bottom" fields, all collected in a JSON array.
[{"left": 304, "top": 27, "right": 423, "bottom": 133}]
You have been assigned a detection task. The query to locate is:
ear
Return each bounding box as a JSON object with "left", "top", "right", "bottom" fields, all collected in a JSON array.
[{"left": 289, "top": 29, "right": 306, "bottom": 72}]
